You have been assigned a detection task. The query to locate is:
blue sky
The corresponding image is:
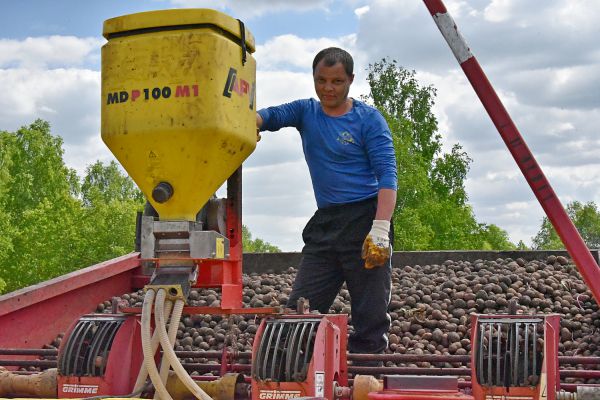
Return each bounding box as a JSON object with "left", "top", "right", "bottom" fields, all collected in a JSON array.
[
  {"left": 0, "top": 1, "right": 358, "bottom": 42},
  {"left": 2, "top": 0, "right": 600, "bottom": 251}
]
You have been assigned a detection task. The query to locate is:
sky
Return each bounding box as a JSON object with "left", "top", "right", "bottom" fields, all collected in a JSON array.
[{"left": 1, "top": 0, "right": 599, "bottom": 251}]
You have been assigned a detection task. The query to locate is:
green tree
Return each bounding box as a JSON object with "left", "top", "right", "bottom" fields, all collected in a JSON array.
[
  {"left": 81, "top": 160, "right": 143, "bottom": 206},
  {"left": 242, "top": 225, "right": 280, "bottom": 253},
  {"left": 0, "top": 121, "right": 143, "bottom": 293},
  {"left": 532, "top": 201, "right": 600, "bottom": 250},
  {"left": 0, "top": 132, "right": 16, "bottom": 279},
  {"left": 2, "top": 120, "right": 79, "bottom": 218},
  {"left": 0, "top": 121, "right": 85, "bottom": 290},
  {"left": 364, "top": 59, "right": 514, "bottom": 250},
  {"left": 8, "top": 197, "right": 85, "bottom": 288},
  {"left": 476, "top": 223, "right": 516, "bottom": 250},
  {"left": 75, "top": 161, "right": 144, "bottom": 266}
]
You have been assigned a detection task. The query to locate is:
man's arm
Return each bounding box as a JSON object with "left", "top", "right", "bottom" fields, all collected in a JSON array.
[
  {"left": 256, "top": 113, "right": 263, "bottom": 141},
  {"left": 256, "top": 113, "right": 263, "bottom": 129},
  {"left": 256, "top": 100, "right": 304, "bottom": 132},
  {"left": 362, "top": 110, "right": 397, "bottom": 268},
  {"left": 375, "top": 188, "right": 396, "bottom": 221}
]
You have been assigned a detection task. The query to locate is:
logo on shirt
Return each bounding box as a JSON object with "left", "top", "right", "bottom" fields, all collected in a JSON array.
[
  {"left": 223, "top": 67, "right": 256, "bottom": 110},
  {"left": 336, "top": 131, "right": 355, "bottom": 145}
]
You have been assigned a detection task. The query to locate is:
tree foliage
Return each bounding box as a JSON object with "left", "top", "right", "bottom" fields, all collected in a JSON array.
[
  {"left": 364, "top": 59, "right": 514, "bottom": 250},
  {"left": 0, "top": 120, "right": 144, "bottom": 293},
  {"left": 0, "top": 119, "right": 281, "bottom": 293},
  {"left": 532, "top": 201, "right": 600, "bottom": 250},
  {"left": 82, "top": 161, "right": 143, "bottom": 206},
  {"left": 242, "top": 225, "right": 280, "bottom": 253}
]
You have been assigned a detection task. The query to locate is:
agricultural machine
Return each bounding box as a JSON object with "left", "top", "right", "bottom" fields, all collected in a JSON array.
[{"left": 1, "top": 1, "right": 600, "bottom": 399}]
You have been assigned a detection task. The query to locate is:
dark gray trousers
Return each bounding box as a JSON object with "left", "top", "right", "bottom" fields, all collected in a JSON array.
[{"left": 286, "top": 197, "right": 392, "bottom": 354}]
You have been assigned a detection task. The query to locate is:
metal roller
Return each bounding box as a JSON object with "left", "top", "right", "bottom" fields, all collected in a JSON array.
[
  {"left": 58, "top": 316, "right": 125, "bottom": 377},
  {"left": 475, "top": 317, "right": 544, "bottom": 387},
  {"left": 253, "top": 318, "right": 320, "bottom": 382}
]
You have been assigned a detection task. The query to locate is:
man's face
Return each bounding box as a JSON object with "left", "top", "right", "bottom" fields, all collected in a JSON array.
[{"left": 313, "top": 60, "right": 354, "bottom": 111}]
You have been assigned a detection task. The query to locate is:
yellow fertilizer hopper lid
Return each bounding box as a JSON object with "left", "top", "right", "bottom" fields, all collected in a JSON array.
[{"left": 101, "top": 9, "right": 257, "bottom": 221}]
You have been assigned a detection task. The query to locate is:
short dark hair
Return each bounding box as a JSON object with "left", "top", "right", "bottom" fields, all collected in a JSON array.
[{"left": 312, "top": 47, "right": 354, "bottom": 76}]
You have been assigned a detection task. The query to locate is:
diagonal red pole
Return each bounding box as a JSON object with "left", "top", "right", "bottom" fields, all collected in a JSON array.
[{"left": 422, "top": 0, "right": 600, "bottom": 305}]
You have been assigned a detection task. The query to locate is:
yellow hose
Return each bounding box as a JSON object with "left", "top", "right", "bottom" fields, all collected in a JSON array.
[
  {"left": 155, "top": 292, "right": 212, "bottom": 400},
  {"left": 141, "top": 289, "right": 173, "bottom": 400}
]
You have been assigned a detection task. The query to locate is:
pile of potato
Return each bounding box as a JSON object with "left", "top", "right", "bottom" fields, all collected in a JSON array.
[{"left": 96, "top": 255, "right": 599, "bottom": 383}]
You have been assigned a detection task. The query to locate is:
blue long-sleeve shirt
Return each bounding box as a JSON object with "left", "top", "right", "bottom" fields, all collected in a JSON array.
[{"left": 258, "top": 98, "right": 397, "bottom": 209}]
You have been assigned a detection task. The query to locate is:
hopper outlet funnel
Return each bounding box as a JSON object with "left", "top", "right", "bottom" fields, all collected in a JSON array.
[{"left": 101, "top": 9, "right": 257, "bottom": 220}]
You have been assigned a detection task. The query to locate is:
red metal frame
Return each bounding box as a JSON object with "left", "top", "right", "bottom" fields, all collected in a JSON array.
[
  {"left": 469, "top": 314, "right": 560, "bottom": 400},
  {"left": 119, "top": 306, "right": 281, "bottom": 315},
  {"left": 141, "top": 168, "right": 245, "bottom": 309},
  {"left": 422, "top": 0, "right": 600, "bottom": 305},
  {"left": 369, "top": 390, "right": 473, "bottom": 400},
  {"left": 251, "top": 314, "right": 348, "bottom": 400},
  {"left": 57, "top": 315, "right": 143, "bottom": 397},
  {"left": 195, "top": 167, "right": 243, "bottom": 309},
  {"left": 0, "top": 253, "right": 141, "bottom": 352}
]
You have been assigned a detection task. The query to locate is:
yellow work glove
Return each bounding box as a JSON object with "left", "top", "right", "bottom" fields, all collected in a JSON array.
[{"left": 361, "top": 220, "right": 391, "bottom": 269}]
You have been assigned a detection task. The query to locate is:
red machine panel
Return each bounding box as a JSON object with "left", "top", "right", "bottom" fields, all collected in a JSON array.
[
  {"left": 251, "top": 314, "right": 348, "bottom": 400},
  {"left": 470, "top": 314, "right": 560, "bottom": 400},
  {"left": 57, "top": 314, "right": 143, "bottom": 397}
]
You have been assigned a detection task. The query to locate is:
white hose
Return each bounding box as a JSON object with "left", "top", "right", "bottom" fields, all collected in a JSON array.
[
  {"left": 141, "top": 289, "right": 173, "bottom": 400},
  {"left": 154, "top": 291, "right": 181, "bottom": 398},
  {"left": 134, "top": 299, "right": 173, "bottom": 393},
  {"left": 155, "top": 294, "right": 212, "bottom": 400}
]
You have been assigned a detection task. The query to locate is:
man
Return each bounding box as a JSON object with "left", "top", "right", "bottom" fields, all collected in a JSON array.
[{"left": 256, "top": 47, "right": 397, "bottom": 356}]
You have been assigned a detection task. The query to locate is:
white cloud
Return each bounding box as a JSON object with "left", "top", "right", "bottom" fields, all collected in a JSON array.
[
  {"left": 63, "top": 136, "right": 115, "bottom": 177},
  {"left": 483, "top": 0, "right": 515, "bottom": 23},
  {"left": 169, "top": 0, "right": 332, "bottom": 19},
  {"left": 555, "top": 1, "right": 598, "bottom": 32},
  {"left": 255, "top": 34, "right": 357, "bottom": 72},
  {"left": 354, "top": 5, "right": 370, "bottom": 18},
  {"left": 3, "top": 2, "right": 600, "bottom": 252},
  {"left": 503, "top": 66, "right": 600, "bottom": 110},
  {"left": 446, "top": 1, "right": 477, "bottom": 19},
  {"left": 0, "top": 35, "right": 108, "bottom": 176},
  {"left": 0, "top": 67, "right": 99, "bottom": 135},
  {"left": 0, "top": 67, "right": 106, "bottom": 175},
  {"left": 0, "top": 36, "right": 102, "bottom": 69},
  {"left": 243, "top": 160, "right": 315, "bottom": 251},
  {"left": 354, "top": 0, "right": 600, "bottom": 247}
]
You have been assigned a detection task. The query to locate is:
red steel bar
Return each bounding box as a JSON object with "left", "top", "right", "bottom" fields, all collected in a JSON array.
[
  {"left": 560, "top": 370, "right": 600, "bottom": 379},
  {"left": 422, "top": 0, "right": 600, "bottom": 305},
  {"left": 175, "top": 350, "right": 251, "bottom": 359},
  {"left": 0, "top": 349, "right": 58, "bottom": 356},
  {"left": 180, "top": 363, "right": 251, "bottom": 373},
  {"left": 120, "top": 306, "right": 282, "bottom": 315},
  {"left": 1, "top": 357, "right": 598, "bottom": 381},
  {"left": 0, "top": 252, "right": 141, "bottom": 351},
  {"left": 560, "top": 384, "right": 600, "bottom": 392},
  {"left": 559, "top": 356, "right": 600, "bottom": 365},
  {"left": 351, "top": 367, "right": 600, "bottom": 379},
  {"left": 2, "top": 348, "right": 599, "bottom": 366},
  {"left": 0, "top": 360, "right": 56, "bottom": 368},
  {"left": 350, "top": 366, "right": 469, "bottom": 376},
  {"left": 349, "top": 354, "right": 470, "bottom": 363},
  {"left": 455, "top": 381, "right": 600, "bottom": 393}
]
